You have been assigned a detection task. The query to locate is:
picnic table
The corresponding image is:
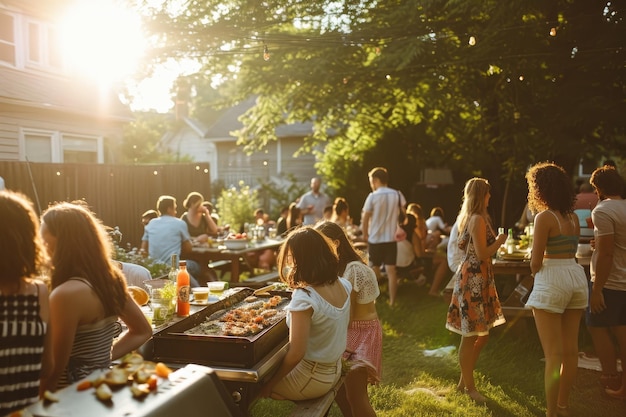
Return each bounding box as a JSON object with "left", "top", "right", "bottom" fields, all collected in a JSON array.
[{"left": 187, "top": 238, "right": 283, "bottom": 284}]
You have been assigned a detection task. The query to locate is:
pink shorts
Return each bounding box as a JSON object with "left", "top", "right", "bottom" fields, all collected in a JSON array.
[{"left": 343, "top": 319, "right": 383, "bottom": 384}]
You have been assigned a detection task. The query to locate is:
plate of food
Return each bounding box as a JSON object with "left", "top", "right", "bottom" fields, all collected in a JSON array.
[{"left": 500, "top": 251, "right": 529, "bottom": 261}]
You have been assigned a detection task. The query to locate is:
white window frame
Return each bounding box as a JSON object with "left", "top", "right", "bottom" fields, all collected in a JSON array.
[
  {"left": 19, "top": 128, "right": 103, "bottom": 163},
  {"left": 0, "top": 10, "right": 20, "bottom": 67},
  {"left": 24, "top": 18, "right": 63, "bottom": 71},
  {"left": 61, "top": 133, "right": 104, "bottom": 164}
]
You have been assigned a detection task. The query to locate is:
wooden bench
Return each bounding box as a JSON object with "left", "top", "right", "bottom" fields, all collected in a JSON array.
[
  {"left": 288, "top": 375, "right": 345, "bottom": 417},
  {"left": 231, "top": 271, "right": 280, "bottom": 288}
]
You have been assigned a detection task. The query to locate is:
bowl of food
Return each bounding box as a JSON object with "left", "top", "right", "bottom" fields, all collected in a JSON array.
[
  {"left": 207, "top": 281, "right": 228, "bottom": 295},
  {"left": 223, "top": 239, "right": 248, "bottom": 250}
]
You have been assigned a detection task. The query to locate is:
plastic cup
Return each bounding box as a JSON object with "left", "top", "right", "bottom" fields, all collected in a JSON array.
[{"left": 192, "top": 287, "right": 210, "bottom": 303}]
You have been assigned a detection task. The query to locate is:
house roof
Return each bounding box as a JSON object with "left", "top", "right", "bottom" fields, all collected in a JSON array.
[
  {"left": 0, "top": 67, "right": 133, "bottom": 122},
  {"left": 203, "top": 97, "right": 313, "bottom": 141}
]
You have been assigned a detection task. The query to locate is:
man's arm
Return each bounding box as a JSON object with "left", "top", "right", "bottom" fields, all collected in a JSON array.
[
  {"left": 361, "top": 211, "right": 372, "bottom": 243},
  {"left": 590, "top": 233, "right": 614, "bottom": 314}
]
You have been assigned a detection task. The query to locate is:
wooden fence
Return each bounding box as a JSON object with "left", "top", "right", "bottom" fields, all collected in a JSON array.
[{"left": 0, "top": 161, "right": 212, "bottom": 248}]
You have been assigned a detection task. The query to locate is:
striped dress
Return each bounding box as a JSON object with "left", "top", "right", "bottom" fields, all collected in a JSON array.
[
  {"left": 57, "top": 279, "right": 122, "bottom": 388},
  {"left": 0, "top": 289, "right": 46, "bottom": 415}
]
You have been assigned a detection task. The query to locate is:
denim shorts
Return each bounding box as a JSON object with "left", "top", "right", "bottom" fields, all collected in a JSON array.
[
  {"left": 586, "top": 284, "right": 626, "bottom": 327},
  {"left": 525, "top": 258, "right": 588, "bottom": 313}
]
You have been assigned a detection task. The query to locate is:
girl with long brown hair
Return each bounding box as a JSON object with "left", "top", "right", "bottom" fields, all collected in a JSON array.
[{"left": 40, "top": 202, "right": 152, "bottom": 391}]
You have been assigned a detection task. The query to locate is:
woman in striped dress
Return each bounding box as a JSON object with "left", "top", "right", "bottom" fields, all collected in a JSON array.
[
  {"left": 0, "top": 191, "right": 52, "bottom": 415},
  {"left": 39, "top": 202, "right": 152, "bottom": 392}
]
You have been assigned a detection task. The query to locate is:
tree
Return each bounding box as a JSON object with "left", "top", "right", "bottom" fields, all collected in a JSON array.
[
  {"left": 137, "top": 0, "right": 625, "bottom": 224},
  {"left": 117, "top": 111, "right": 193, "bottom": 163}
]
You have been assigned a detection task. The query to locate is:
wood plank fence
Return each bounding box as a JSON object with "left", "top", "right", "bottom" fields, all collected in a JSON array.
[{"left": 0, "top": 161, "right": 212, "bottom": 248}]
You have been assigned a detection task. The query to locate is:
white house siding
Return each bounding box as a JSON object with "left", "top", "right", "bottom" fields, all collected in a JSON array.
[{"left": 0, "top": 116, "right": 20, "bottom": 159}]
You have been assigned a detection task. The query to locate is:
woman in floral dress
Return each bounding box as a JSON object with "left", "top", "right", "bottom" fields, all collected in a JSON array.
[{"left": 446, "top": 178, "right": 507, "bottom": 404}]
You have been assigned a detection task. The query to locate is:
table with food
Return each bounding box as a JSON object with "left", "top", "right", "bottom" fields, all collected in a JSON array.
[{"left": 187, "top": 233, "right": 283, "bottom": 283}]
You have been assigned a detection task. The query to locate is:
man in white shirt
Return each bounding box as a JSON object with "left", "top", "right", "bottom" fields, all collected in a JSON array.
[
  {"left": 361, "top": 167, "right": 405, "bottom": 306},
  {"left": 297, "top": 177, "right": 331, "bottom": 225}
]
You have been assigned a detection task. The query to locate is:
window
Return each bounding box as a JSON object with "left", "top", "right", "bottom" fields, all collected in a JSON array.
[
  {"left": 62, "top": 135, "right": 101, "bottom": 163},
  {"left": 0, "top": 12, "right": 16, "bottom": 65},
  {"left": 20, "top": 129, "right": 102, "bottom": 163},
  {"left": 25, "top": 19, "right": 63, "bottom": 70},
  {"left": 22, "top": 131, "right": 54, "bottom": 162}
]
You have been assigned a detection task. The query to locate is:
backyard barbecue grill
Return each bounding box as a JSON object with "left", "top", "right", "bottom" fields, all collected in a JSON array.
[{"left": 144, "top": 288, "right": 291, "bottom": 414}]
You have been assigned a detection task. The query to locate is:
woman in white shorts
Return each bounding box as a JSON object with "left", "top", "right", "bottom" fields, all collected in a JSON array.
[{"left": 525, "top": 162, "right": 588, "bottom": 417}]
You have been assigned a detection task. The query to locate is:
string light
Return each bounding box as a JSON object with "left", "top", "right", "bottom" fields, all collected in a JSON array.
[
  {"left": 549, "top": 27, "right": 557, "bottom": 36},
  {"left": 468, "top": 36, "right": 476, "bottom": 46}
]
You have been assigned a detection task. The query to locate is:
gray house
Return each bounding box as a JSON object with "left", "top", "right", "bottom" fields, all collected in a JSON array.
[
  {"left": 160, "top": 97, "right": 318, "bottom": 188},
  {"left": 0, "top": 0, "right": 132, "bottom": 164}
]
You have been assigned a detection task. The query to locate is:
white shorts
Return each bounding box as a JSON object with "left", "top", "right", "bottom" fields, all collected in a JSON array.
[{"left": 525, "top": 258, "right": 588, "bottom": 313}]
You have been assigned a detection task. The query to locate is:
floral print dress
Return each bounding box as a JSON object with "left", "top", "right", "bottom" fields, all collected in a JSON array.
[{"left": 446, "top": 221, "right": 506, "bottom": 336}]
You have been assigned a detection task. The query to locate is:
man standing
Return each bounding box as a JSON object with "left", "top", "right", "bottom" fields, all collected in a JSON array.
[
  {"left": 361, "top": 167, "right": 406, "bottom": 306},
  {"left": 297, "top": 177, "right": 331, "bottom": 225},
  {"left": 587, "top": 165, "right": 626, "bottom": 398},
  {"left": 141, "top": 195, "right": 200, "bottom": 286}
]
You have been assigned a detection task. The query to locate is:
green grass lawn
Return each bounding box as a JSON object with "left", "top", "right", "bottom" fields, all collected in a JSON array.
[{"left": 249, "top": 279, "right": 626, "bottom": 416}]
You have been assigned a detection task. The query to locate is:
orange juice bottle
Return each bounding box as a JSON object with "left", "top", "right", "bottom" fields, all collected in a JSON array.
[{"left": 176, "top": 260, "right": 190, "bottom": 317}]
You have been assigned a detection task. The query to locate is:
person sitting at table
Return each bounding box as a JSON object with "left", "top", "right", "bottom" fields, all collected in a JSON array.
[
  {"left": 181, "top": 191, "right": 218, "bottom": 243},
  {"left": 114, "top": 260, "right": 151, "bottom": 291},
  {"left": 525, "top": 162, "right": 587, "bottom": 417},
  {"left": 0, "top": 191, "right": 52, "bottom": 415},
  {"left": 258, "top": 227, "right": 351, "bottom": 401},
  {"left": 408, "top": 203, "right": 449, "bottom": 296},
  {"left": 396, "top": 213, "right": 427, "bottom": 285},
  {"left": 141, "top": 195, "right": 201, "bottom": 286},
  {"left": 316, "top": 221, "right": 380, "bottom": 417},
  {"left": 331, "top": 197, "right": 351, "bottom": 228},
  {"left": 40, "top": 202, "right": 152, "bottom": 392},
  {"left": 141, "top": 209, "right": 158, "bottom": 226},
  {"left": 283, "top": 202, "right": 302, "bottom": 236},
  {"left": 426, "top": 206, "right": 452, "bottom": 252},
  {"left": 275, "top": 206, "right": 289, "bottom": 236}
]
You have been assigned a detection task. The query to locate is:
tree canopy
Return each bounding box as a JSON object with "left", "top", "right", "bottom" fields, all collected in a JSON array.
[{"left": 136, "top": 0, "right": 625, "bottom": 223}]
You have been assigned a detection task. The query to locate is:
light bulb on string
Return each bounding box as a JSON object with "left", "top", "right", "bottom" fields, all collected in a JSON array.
[
  {"left": 263, "top": 44, "right": 270, "bottom": 61},
  {"left": 468, "top": 36, "right": 476, "bottom": 46},
  {"left": 549, "top": 27, "right": 557, "bottom": 37}
]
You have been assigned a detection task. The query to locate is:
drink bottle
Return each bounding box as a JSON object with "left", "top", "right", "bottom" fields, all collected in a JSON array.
[
  {"left": 505, "top": 228, "right": 516, "bottom": 254},
  {"left": 168, "top": 254, "right": 178, "bottom": 282},
  {"left": 176, "top": 260, "right": 190, "bottom": 317}
]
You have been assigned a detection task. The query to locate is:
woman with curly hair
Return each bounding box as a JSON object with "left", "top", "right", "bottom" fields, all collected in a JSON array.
[
  {"left": 525, "top": 162, "right": 588, "bottom": 417},
  {"left": 446, "top": 177, "right": 507, "bottom": 404},
  {"left": 40, "top": 202, "right": 152, "bottom": 392}
]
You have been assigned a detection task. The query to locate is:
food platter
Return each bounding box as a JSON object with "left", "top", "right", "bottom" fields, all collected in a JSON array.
[{"left": 499, "top": 251, "right": 530, "bottom": 262}]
